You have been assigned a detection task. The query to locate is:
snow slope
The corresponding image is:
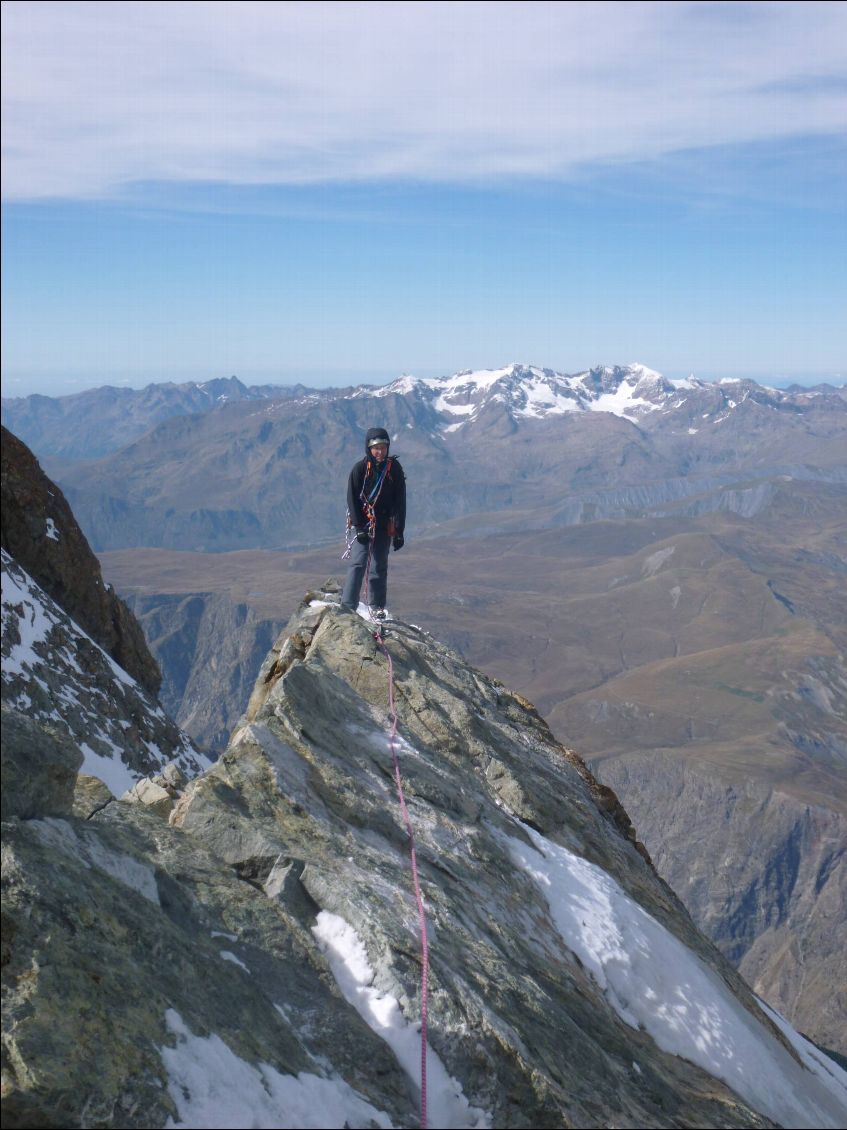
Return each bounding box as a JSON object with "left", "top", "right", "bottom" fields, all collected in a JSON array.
[
  {"left": 2, "top": 549, "right": 208, "bottom": 791},
  {"left": 508, "top": 826, "right": 847, "bottom": 1130}
]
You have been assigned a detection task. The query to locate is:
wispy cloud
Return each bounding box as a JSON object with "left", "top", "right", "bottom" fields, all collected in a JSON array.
[{"left": 2, "top": 1, "right": 845, "bottom": 200}]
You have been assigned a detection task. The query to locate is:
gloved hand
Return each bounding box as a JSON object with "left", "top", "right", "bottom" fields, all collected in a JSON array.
[
  {"left": 392, "top": 535, "right": 404, "bottom": 552},
  {"left": 356, "top": 529, "right": 370, "bottom": 545}
]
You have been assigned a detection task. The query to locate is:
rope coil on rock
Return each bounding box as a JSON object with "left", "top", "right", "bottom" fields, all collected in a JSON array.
[{"left": 373, "top": 628, "right": 429, "bottom": 1130}]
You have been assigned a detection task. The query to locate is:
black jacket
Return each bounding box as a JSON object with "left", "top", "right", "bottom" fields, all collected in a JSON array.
[{"left": 347, "top": 454, "right": 406, "bottom": 534}]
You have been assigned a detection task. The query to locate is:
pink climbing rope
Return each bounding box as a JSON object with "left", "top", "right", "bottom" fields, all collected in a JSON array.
[{"left": 374, "top": 631, "right": 429, "bottom": 1130}]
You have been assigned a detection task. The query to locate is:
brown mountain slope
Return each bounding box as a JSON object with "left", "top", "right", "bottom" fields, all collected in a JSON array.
[
  {"left": 99, "top": 477, "right": 846, "bottom": 1053},
  {"left": 50, "top": 371, "right": 846, "bottom": 552}
]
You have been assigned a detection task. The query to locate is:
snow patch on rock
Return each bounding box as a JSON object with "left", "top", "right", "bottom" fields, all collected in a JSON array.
[
  {"left": 507, "top": 827, "right": 847, "bottom": 1130},
  {"left": 312, "top": 911, "right": 490, "bottom": 1129},
  {"left": 160, "top": 1009, "right": 392, "bottom": 1129}
]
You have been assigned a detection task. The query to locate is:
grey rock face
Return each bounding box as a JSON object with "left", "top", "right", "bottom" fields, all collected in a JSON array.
[
  {"left": 169, "top": 601, "right": 843, "bottom": 1127},
  {"left": 4, "top": 594, "right": 845, "bottom": 1128},
  {"left": 0, "top": 706, "right": 82, "bottom": 821},
  {"left": 2, "top": 552, "right": 207, "bottom": 792},
  {"left": 73, "top": 773, "right": 116, "bottom": 819},
  {"left": 122, "top": 776, "right": 175, "bottom": 817},
  {"left": 2, "top": 802, "right": 416, "bottom": 1130}
]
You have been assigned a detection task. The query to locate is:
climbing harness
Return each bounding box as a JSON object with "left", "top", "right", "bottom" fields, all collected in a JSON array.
[
  {"left": 373, "top": 626, "right": 429, "bottom": 1129},
  {"left": 341, "top": 457, "right": 393, "bottom": 560},
  {"left": 361, "top": 456, "right": 394, "bottom": 538}
]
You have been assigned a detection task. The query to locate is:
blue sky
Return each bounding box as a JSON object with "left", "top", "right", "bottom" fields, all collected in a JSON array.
[{"left": 2, "top": 1, "right": 845, "bottom": 396}]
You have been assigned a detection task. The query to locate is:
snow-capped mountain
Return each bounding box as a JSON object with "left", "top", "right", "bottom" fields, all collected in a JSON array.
[
  {"left": 356, "top": 361, "right": 839, "bottom": 434},
  {"left": 6, "top": 362, "right": 844, "bottom": 465},
  {"left": 360, "top": 362, "right": 670, "bottom": 422}
]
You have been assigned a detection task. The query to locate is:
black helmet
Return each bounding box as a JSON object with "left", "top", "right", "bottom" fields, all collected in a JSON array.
[{"left": 365, "top": 427, "right": 390, "bottom": 454}]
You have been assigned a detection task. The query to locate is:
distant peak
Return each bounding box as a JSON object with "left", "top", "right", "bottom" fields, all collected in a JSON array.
[{"left": 627, "top": 362, "right": 664, "bottom": 382}]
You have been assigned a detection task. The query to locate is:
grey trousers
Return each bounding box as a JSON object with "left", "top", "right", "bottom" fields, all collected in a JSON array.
[{"left": 341, "top": 528, "right": 391, "bottom": 609}]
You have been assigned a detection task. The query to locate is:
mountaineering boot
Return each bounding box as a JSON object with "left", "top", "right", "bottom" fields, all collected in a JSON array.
[{"left": 371, "top": 607, "right": 387, "bottom": 621}]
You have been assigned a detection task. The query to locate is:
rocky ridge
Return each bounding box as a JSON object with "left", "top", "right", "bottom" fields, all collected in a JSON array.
[
  {"left": 94, "top": 471, "right": 847, "bottom": 1057},
  {"left": 1, "top": 550, "right": 207, "bottom": 798},
  {"left": 1, "top": 425, "right": 161, "bottom": 694},
  {"left": 3, "top": 591, "right": 846, "bottom": 1128}
]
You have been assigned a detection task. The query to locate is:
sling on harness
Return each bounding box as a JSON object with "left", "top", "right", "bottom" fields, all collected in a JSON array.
[
  {"left": 343, "top": 456, "right": 395, "bottom": 553},
  {"left": 361, "top": 456, "right": 394, "bottom": 537}
]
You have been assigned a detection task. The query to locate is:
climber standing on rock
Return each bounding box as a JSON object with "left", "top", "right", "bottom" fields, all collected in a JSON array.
[{"left": 340, "top": 427, "right": 406, "bottom": 618}]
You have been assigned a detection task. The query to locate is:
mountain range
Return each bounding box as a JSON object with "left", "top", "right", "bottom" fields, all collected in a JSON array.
[
  {"left": 3, "top": 362, "right": 845, "bottom": 1061},
  {"left": 5, "top": 363, "right": 846, "bottom": 468},
  {"left": 1, "top": 374, "right": 318, "bottom": 461},
  {"left": 3, "top": 452, "right": 846, "bottom": 1125},
  {"left": 5, "top": 362, "right": 844, "bottom": 555}
]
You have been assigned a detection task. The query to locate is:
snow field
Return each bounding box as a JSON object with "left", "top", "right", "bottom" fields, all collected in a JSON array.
[
  {"left": 79, "top": 739, "right": 140, "bottom": 796},
  {"left": 507, "top": 826, "right": 847, "bottom": 1129}
]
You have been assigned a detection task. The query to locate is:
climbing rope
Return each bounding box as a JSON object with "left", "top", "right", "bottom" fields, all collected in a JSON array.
[
  {"left": 341, "top": 521, "right": 356, "bottom": 561},
  {"left": 373, "top": 629, "right": 429, "bottom": 1130}
]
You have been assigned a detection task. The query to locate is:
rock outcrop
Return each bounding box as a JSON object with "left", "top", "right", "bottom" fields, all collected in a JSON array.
[
  {"left": 2, "top": 551, "right": 207, "bottom": 793},
  {"left": 98, "top": 478, "right": 847, "bottom": 1055},
  {"left": 4, "top": 594, "right": 846, "bottom": 1128},
  {"left": 0, "top": 706, "right": 82, "bottom": 821},
  {"left": 1, "top": 425, "right": 161, "bottom": 694}
]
